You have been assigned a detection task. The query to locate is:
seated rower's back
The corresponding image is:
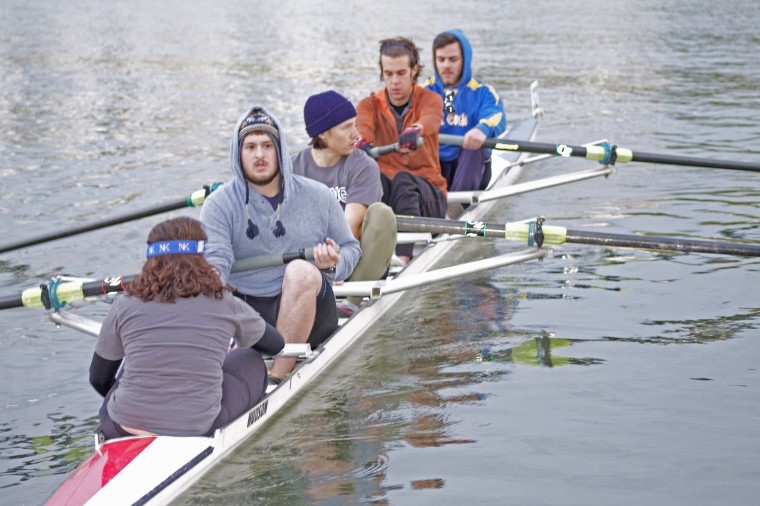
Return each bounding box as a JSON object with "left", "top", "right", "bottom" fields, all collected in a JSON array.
[{"left": 89, "top": 216, "right": 285, "bottom": 439}]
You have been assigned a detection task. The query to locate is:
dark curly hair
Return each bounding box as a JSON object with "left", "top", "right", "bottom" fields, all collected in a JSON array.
[{"left": 126, "top": 217, "right": 231, "bottom": 303}]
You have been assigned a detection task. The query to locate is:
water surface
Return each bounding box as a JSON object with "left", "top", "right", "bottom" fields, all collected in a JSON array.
[{"left": 1, "top": 0, "right": 759, "bottom": 504}]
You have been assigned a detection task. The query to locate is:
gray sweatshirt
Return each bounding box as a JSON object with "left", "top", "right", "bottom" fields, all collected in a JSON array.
[{"left": 200, "top": 105, "right": 361, "bottom": 296}]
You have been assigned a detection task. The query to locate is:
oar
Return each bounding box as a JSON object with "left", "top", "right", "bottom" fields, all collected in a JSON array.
[
  {"left": 0, "top": 248, "right": 321, "bottom": 310},
  {"left": 0, "top": 275, "right": 136, "bottom": 311},
  {"left": 395, "top": 215, "right": 760, "bottom": 257},
  {"left": 439, "top": 134, "right": 760, "bottom": 172},
  {"left": 0, "top": 183, "right": 223, "bottom": 255}
]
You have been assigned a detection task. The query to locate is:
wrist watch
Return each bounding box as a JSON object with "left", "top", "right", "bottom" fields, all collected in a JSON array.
[{"left": 320, "top": 265, "right": 336, "bottom": 274}]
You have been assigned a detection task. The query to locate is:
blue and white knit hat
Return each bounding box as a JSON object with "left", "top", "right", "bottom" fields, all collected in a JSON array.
[{"left": 239, "top": 108, "right": 281, "bottom": 158}]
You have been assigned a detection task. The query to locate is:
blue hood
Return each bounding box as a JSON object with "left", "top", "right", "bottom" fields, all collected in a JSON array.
[{"left": 430, "top": 29, "right": 473, "bottom": 94}]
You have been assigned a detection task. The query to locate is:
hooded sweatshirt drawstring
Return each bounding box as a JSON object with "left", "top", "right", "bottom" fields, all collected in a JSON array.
[{"left": 239, "top": 108, "right": 287, "bottom": 241}]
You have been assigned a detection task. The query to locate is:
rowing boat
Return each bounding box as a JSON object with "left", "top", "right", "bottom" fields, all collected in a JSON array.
[{"left": 45, "top": 83, "right": 544, "bottom": 505}]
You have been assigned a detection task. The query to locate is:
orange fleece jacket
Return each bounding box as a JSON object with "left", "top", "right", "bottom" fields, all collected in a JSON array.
[{"left": 356, "top": 85, "right": 447, "bottom": 196}]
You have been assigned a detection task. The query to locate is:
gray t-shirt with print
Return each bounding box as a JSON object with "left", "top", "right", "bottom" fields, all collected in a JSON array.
[
  {"left": 95, "top": 292, "right": 266, "bottom": 436},
  {"left": 292, "top": 149, "right": 383, "bottom": 209}
]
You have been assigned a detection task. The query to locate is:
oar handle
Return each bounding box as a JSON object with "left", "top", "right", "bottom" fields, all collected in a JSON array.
[
  {"left": 232, "top": 248, "right": 315, "bottom": 273},
  {"left": 231, "top": 244, "right": 341, "bottom": 273},
  {"left": 368, "top": 138, "right": 425, "bottom": 159}
]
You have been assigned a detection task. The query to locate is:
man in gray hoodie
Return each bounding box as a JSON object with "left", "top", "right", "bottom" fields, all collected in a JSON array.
[{"left": 201, "top": 106, "right": 360, "bottom": 384}]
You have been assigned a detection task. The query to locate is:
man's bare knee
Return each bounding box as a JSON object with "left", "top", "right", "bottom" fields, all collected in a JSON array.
[{"left": 282, "top": 260, "right": 322, "bottom": 294}]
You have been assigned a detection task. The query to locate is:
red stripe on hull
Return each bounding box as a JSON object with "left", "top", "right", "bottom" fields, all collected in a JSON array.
[{"left": 46, "top": 436, "right": 156, "bottom": 506}]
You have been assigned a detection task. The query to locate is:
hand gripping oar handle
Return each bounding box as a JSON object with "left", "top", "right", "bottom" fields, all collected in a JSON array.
[
  {"left": 395, "top": 215, "right": 760, "bottom": 257},
  {"left": 232, "top": 244, "right": 341, "bottom": 272},
  {"left": 439, "top": 134, "right": 760, "bottom": 172},
  {"left": 368, "top": 138, "right": 425, "bottom": 159}
]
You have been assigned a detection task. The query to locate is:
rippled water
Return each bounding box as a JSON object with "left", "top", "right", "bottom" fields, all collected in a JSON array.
[{"left": 1, "top": 0, "right": 759, "bottom": 504}]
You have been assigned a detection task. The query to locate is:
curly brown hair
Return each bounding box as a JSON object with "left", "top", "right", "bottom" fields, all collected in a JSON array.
[{"left": 126, "top": 217, "right": 231, "bottom": 303}]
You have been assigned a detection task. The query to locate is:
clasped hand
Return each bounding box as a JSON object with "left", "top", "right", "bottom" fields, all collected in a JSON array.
[{"left": 313, "top": 237, "right": 339, "bottom": 270}]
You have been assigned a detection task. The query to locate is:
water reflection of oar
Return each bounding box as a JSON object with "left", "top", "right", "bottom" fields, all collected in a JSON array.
[
  {"left": 0, "top": 248, "right": 318, "bottom": 310},
  {"left": 511, "top": 334, "right": 572, "bottom": 368},
  {"left": 0, "top": 183, "right": 223, "bottom": 255},
  {"left": 396, "top": 215, "right": 760, "bottom": 257},
  {"left": 439, "top": 133, "right": 760, "bottom": 172}
]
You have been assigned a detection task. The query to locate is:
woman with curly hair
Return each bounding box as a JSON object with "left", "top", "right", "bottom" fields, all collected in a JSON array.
[{"left": 89, "top": 217, "right": 284, "bottom": 439}]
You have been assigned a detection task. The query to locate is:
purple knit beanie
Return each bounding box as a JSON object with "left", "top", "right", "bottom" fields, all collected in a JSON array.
[{"left": 304, "top": 91, "right": 357, "bottom": 138}]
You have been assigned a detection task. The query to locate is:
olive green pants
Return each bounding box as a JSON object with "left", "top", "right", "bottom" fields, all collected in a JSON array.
[{"left": 346, "top": 202, "right": 397, "bottom": 306}]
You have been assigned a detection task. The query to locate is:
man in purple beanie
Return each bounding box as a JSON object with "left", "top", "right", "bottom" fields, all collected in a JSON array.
[{"left": 292, "top": 90, "right": 397, "bottom": 317}]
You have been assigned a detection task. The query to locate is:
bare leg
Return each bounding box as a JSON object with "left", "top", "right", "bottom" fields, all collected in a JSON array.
[{"left": 269, "top": 260, "right": 321, "bottom": 380}]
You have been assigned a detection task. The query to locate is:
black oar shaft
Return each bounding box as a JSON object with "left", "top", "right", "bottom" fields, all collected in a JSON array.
[
  {"left": 396, "top": 215, "right": 505, "bottom": 237},
  {"left": 564, "top": 230, "right": 760, "bottom": 257},
  {"left": 0, "top": 293, "right": 26, "bottom": 310},
  {"left": 629, "top": 151, "right": 760, "bottom": 172},
  {"left": 440, "top": 133, "right": 589, "bottom": 159},
  {"left": 0, "top": 200, "right": 187, "bottom": 254},
  {"left": 484, "top": 138, "right": 589, "bottom": 157},
  {"left": 0, "top": 183, "right": 222, "bottom": 255}
]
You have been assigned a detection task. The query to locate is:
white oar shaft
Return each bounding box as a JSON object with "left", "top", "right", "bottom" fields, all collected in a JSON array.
[{"left": 333, "top": 248, "right": 548, "bottom": 298}]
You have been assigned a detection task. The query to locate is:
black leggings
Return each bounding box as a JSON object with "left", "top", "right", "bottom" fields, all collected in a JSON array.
[
  {"left": 381, "top": 171, "right": 447, "bottom": 257},
  {"left": 98, "top": 348, "right": 268, "bottom": 440}
]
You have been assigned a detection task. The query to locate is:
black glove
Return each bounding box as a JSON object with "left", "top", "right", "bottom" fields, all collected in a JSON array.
[
  {"left": 398, "top": 126, "right": 421, "bottom": 151},
  {"left": 355, "top": 137, "right": 373, "bottom": 155}
]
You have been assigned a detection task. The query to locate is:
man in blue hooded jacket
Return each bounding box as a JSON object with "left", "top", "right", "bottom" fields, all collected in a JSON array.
[{"left": 425, "top": 29, "right": 507, "bottom": 192}]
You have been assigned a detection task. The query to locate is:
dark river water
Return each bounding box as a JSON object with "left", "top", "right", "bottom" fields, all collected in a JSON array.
[{"left": 1, "top": 0, "right": 759, "bottom": 504}]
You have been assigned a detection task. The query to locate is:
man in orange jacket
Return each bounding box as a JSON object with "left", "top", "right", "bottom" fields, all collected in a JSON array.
[{"left": 355, "top": 36, "right": 446, "bottom": 262}]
